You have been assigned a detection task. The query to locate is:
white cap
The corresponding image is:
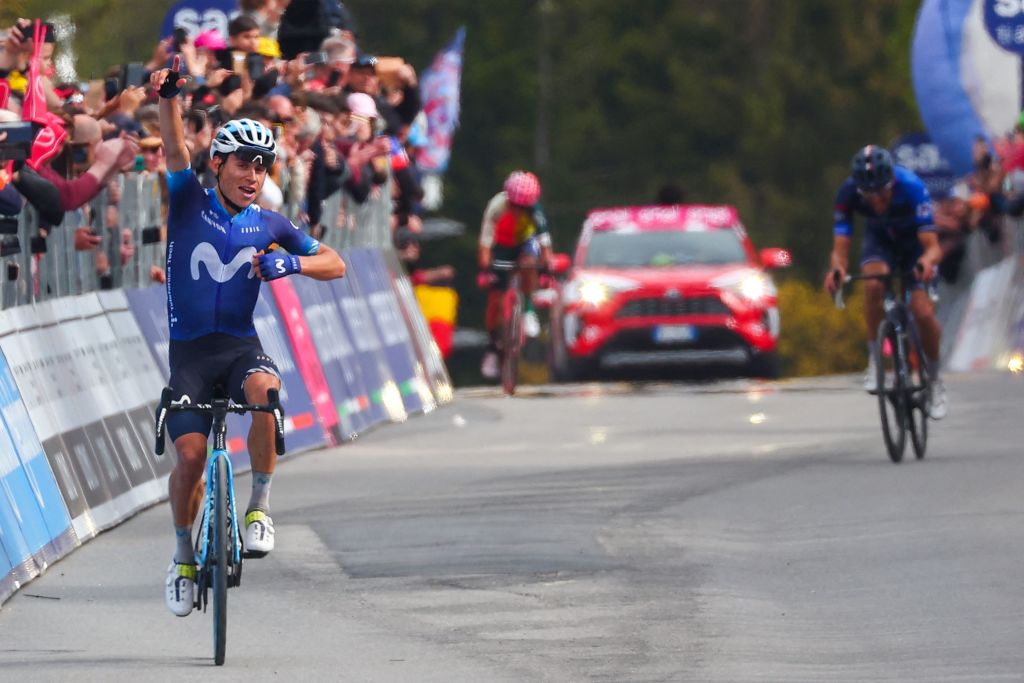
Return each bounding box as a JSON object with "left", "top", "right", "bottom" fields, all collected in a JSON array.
[{"left": 346, "top": 92, "right": 378, "bottom": 119}]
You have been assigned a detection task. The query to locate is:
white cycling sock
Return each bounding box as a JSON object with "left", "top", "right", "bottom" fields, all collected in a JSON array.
[
  {"left": 174, "top": 526, "right": 195, "bottom": 564},
  {"left": 248, "top": 471, "right": 273, "bottom": 513}
]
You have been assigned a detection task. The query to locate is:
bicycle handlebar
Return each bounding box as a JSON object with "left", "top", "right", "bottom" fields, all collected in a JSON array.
[
  {"left": 490, "top": 258, "right": 549, "bottom": 272},
  {"left": 154, "top": 387, "right": 286, "bottom": 456},
  {"left": 830, "top": 264, "right": 929, "bottom": 311}
]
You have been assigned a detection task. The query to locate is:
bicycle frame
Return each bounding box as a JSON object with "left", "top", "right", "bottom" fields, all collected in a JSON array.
[{"left": 194, "top": 432, "right": 241, "bottom": 573}]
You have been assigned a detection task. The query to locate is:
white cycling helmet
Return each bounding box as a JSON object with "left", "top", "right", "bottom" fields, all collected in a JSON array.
[{"left": 210, "top": 118, "right": 277, "bottom": 164}]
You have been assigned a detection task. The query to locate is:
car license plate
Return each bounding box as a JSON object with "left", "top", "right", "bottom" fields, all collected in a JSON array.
[{"left": 653, "top": 324, "right": 695, "bottom": 344}]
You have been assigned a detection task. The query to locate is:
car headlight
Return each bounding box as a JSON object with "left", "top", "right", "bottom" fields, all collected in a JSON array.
[
  {"left": 713, "top": 271, "right": 777, "bottom": 304},
  {"left": 563, "top": 275, "right": 639, "bottom": 307},
  {"left": 579, "top": 281, "right": 610, "bottom": 306}
]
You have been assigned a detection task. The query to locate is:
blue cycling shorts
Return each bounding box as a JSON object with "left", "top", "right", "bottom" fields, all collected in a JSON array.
[
  {"left": 166, "top": 333, "right": 281, "bottom": 441},
  {"left": 860, "top": 229, "right": 926, "bottom": 289}
]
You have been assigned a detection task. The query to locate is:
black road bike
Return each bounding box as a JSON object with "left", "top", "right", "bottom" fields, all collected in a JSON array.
[{"left": 834, "top": 271, "right": 933, "bottom": 463}]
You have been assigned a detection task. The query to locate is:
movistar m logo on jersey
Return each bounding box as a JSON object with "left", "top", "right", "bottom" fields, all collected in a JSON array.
[{"left": 190, "top": 242, "right": 257, "bottom": 282}]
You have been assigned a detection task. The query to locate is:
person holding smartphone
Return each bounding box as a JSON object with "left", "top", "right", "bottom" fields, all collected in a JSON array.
[
  {"left": 212, "top": 15, "right": 261, "bottom": 72},
  {"left": 304, "top": 35, "right": 355, "bottom": 92},
  {"left": 7, "top": 111, "right": 137, "bottom": 226}
]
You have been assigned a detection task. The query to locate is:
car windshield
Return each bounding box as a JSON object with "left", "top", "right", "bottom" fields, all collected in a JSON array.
[{"left": 583, "top": 228, "right": 747, "bottom": 268}]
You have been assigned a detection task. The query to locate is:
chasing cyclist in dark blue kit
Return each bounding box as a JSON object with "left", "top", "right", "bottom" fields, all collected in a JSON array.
[
  {"left": 152, "top": 57, "right": 346, "bottom": 616},
  {"left": 824, "top": 144, "right": 947, "bottom": 420}
]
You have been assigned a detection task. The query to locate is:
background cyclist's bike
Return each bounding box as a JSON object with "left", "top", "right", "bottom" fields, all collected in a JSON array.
[
  {"left": 491, "top": 259, "right": 524, "bottom": 394},
  {"left": 489, "top": 260, "right": 552, "bottom": 395},
  {"left": 155, "top": 387, "right": 286, "bottom": 666},
  {"left": 834, "top": 270, "right": 933, "bottom": 463}
]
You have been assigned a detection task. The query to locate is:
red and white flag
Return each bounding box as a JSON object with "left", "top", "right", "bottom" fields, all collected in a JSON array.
[{"left": 22, "top": 20, "right": 67, "bottom": 170}]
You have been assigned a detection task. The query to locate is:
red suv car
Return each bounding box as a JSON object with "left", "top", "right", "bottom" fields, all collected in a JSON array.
[{"left": 549, "top": 205, "right": 790, "bottom": 380}]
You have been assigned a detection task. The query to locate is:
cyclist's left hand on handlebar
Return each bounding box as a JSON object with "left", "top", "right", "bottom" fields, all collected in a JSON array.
[
  {"left": 253, "top": 251, "right": 301, "bottom": 281},
  {"left": 824, "top": 267, "right": 845, "bottom": 297}
]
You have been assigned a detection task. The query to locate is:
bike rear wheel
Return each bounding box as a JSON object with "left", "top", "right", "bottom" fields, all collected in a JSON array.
[
  {"left": 905, "top": 320, "right": 930, "bottom": 460},
  {"left": 876, "top": 320, "right": 906, "bottom": 463},
  {"left": 501, "top": 287, "right": 523, "bottom": 395},
  {"left": 212, "top": 456, "right": 229, "bottom": 666}
]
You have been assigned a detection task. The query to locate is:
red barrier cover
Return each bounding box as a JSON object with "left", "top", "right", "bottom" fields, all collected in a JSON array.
[{"left": 268, "top": 279, "right": 339, "bottom": 438}]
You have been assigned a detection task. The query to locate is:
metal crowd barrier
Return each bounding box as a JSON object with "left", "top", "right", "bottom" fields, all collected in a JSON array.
[
  {"left": 0, "top": 172, "right": 396, "bottom": 311},
  {"left": 313, "top": 176, "right": 395, "bottom": 251},
  {"left": 936, "top": 214, "right": 1021, "bottom": 362}
]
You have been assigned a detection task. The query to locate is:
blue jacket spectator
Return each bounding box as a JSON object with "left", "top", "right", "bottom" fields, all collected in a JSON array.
[{"left": 0, "top": 184, "right": 22, "bottom": 215}]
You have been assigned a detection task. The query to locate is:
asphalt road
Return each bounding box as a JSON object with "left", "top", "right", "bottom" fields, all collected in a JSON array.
[{"left": 1, "top": 372, "right": 1022, "bottom": 682}]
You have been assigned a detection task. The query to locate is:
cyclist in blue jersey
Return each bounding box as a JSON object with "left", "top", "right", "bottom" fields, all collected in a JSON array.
[
  {"left": 824, "top": 144, "right": 947, "bottom": 419},
  {"left": 152, "top": 57, "right": 346, "bottom": 617}
]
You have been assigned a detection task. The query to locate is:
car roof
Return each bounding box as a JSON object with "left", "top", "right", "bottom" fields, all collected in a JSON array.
[{"left": 582, "top": 205, "right": 740, "bottom": 237}]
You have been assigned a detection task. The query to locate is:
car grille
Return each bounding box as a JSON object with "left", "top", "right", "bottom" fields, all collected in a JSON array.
[
  {"left": 604, "top": 326, "right": 747, "bottom": 352},
  {"left": 616, "top": 296, "right": 729, "bottom": 318}
]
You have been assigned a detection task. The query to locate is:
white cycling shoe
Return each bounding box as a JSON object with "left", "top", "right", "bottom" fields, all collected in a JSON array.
[
  {"left": 244, "top": 510, "right": 275, "bottom": 556},
  {"left": 480, "top": 351, "right": 500, "bottom": 380},
  {"left": 523, "top": 310, "right": 541, "bottom": 338},
  {"left": 928, "top": 378, "right": 948, "bottom": 420},
  {"left": 165, "top": 560, "right": 196, "bottom": 617},
  {"left": 863, "top": 355, "right": 878, "bottom": 393}
]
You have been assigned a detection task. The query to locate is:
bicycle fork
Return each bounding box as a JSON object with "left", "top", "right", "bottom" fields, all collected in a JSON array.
[
  {"left": 887, "top": 299, "right": 914, "bottom": 412},
  {"left": 195, "top": 452, "right": 242, "bottom": 611}
]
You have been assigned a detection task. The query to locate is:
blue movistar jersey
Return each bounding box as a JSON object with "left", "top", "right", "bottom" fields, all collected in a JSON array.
[
  {"left": 832, "top": 165, "right": 935, "bottom": 245},
  {"left": 165, "top": 167, "right": 320, "bottom": 341}
]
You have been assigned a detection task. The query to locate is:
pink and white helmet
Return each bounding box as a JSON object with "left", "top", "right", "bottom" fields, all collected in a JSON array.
[{"left": 504, "top": 170, "right": 541, "bottom": 207}]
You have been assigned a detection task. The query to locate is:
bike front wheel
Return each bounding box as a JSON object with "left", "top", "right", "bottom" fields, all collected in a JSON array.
[
  {"left": 501, "top": 287, "right": 523, "bottom": 395},
  {"left": 876, "top": 320, "right": 906, "bottom": 463},
  {"left": 212, "top": 456, "right": 229, "bottom": 665},
  {"left": 905, "top": 321, "right": 930, "bottom": 460}
]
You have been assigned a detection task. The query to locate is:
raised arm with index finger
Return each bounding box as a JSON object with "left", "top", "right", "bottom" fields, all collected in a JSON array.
[{"left": 151, "top": 54, "right": 190, "bottom": 172}]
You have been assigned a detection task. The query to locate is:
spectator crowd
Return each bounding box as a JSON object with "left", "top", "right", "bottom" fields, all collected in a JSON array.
[
  {"left": 0, "top": 0, "right": 445, "bottom": 290},
  {"left": 932, "top": 121, "right": 1024, "bottom": 285}
]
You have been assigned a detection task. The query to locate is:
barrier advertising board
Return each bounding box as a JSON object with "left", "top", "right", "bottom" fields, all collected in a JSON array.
[
  {"left": 330, "top": 254, "right": 406, "bottom": 424},
  {"left": 267, "top": 279, "right": 339, "bottom": 442},
  {"left": 288, "top": 274, "right": 378, "bottom": 439},
  {"left": 383, "top": 250, "right": 453, "bottom": 405},
  {"left": 252, "top": 290, "right": 327, "bottom": 454},
  {"left": 346, "top": 248, "right": 432, "bottom": 415},
  {"left": 98, "top": 290, "right": 176, "bottom": 478},
  {"left": 0, "top": 304, "right": 100, "bottom": 540},
  {"left": 0, "top": 346, "right": 75, "bottom": 602}
]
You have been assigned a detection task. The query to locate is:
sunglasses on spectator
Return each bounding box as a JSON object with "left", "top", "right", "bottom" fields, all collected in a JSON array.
[
  {"left": 233, "top": 145, "right": 277, "bottom": 170},
  {"left": 142, "top": 146, "right": 163, "bottom": 155}
]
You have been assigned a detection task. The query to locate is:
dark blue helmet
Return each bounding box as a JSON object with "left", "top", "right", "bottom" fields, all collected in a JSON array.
[{"left": 850, "top": 145, "right": 894, "bottom": 192}]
